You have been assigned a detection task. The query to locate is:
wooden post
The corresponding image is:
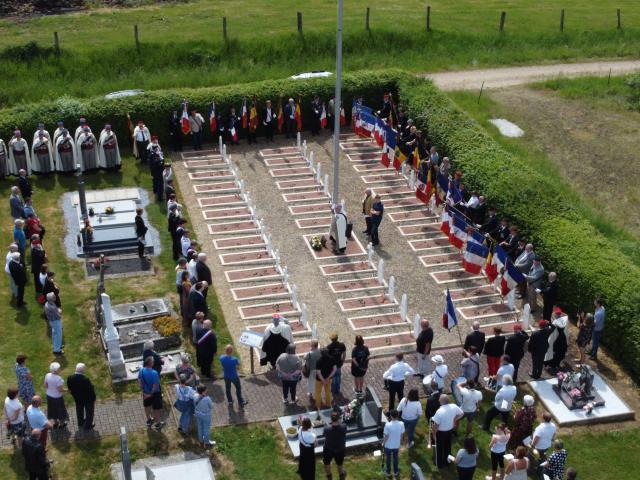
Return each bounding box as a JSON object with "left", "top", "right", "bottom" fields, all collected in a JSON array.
[
  {"left": 560, "top": 9, "right": 565, "bottom": 32},
  {"left": 426, "top": 5, "right": 431, "bottom": 32},
  {"left": 297, "top": 12, "right": 302, "bottom": 33},
  {"left": 477, "top": 81, "right": 485, "bottom": 104},
  {"left": 366, "top": 7, "right": 370, "bottom": 30},
  {"left": 499, "top": 11, "right": 506, "bottom": 32},
  {"left": 223, "top": 17, "right": 227, "bottom": 40},
  {"left": 53, "top": 31, "right": 60, "bottom": 55},
  {"left": 617, "top": 9, "right": 621, "bottom": 29},
  {"left": 134, "top": 24, "right": 140, "bottom": 52}
]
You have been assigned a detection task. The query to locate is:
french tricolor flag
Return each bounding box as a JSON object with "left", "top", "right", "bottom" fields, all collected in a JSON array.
[
  {"left": 449, "top": 213, "right": 467, "bottom": 249},
  {"left": 373, "top": 119, "right": 384, "bottom": 147},
  {"left": 485, "top": 244, "right": 507, "bottom": 283},
  {"left": 381, "top": 125, "right": 396, "bottom": 168},
  {"left": 440, "top": 208, "right": 450, "bottom": 235},
  {"left": 320, "top": 103, "right": 327, "bottom": 129},
  {"left": 181, "top": 104, "right": 190, "bottom": 135},
  {"left": 442, "top": 289, "right": 458, "bottom": 331},
  {"left": 500, "top": 259, "right": 525, "bottom": 296},
  {"left": 463, "top": 241, "right": 489, "bottom": 274},
  {"left": 230, "top": 127, "right": 238, "bottom": 142},
  {"left": 466, "top": 227, "right": 486, "bottom": 246}
]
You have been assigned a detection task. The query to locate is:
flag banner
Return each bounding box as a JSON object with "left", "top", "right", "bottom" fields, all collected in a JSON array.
[
  {"left": 358, "top": 111, "right": 376, "bottom": 138},
  {"left": 249, "top": 104, "right": 258, "bottom": 132},
  {"left": 500, "top": 259, "right": 525, "bottom": 296},
  {"left": 449, "top": 212, "right": 468, "bottom": 249},
  {"left": 181, "top": 106, "right": 190, "bottom": 135},
  {"left": 295, "top": 102, "right": 302, "bottom": 131},
  {"left": 339, "top": 107, "right": 346, "bottom": 126},
  {"left": 463, "top": 241, "right": 490, "bottom": 274},
  {"left": 230, "top": 127, "right": 238, "bottom": 142},
  {"left": 208, "top": 102, "right": 217, "bottom": 133},
  {"left": 374, "top": 118, "right": 385, "bottom": 147},
  {"left": 393, "top": 146, "right": 406, "bottom": 171},
  {"left": 277, "top": 102, "right": 284, "bottom": 133},
  {"left": 485, "top": 244, "right": 507, "bottom": 283},
  {"left": 446, "top": 181, "right": 462, "bottom": 206},
  {"left": 241, "top": 99, "right": 248, "bottom": 129},
  {"left": 442, "top": 289, "right": 458, "bottom": 331},
  {"left": 440, "top": 208, "right": 450, "bottom": 235},
  {"left": 320, "top": 104, "right": 327, "bottom": 128},
  {"left": 466, "top": 227, "right": 486, "bottom": 246},
  {"left": 381, "top": 124, "right": 397, "bottom": 167},
  {"left": 437, "top": 173, "right": 449, "bottom": 194}
]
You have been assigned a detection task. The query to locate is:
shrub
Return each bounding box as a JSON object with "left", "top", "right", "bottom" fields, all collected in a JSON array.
[
  {"left": 152, "top": 315, "right": 181, "bottom": 338},
  {"left": 625, "top": 73, "right": 640, "bottom": 110}
]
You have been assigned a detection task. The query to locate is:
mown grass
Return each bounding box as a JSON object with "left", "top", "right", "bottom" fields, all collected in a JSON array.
[
  {"left": 533, "top": 75, "right": 632, "bottom": 111},
  {"left": 447, "top": 89, "right": 640, "bottom": 266},
  {"left": 2, "top": 0, "right": 640, "bottom": 106}
]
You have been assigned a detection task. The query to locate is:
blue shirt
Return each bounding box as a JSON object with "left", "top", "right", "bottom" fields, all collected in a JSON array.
[
  {"left": 372, "top": 201, "right": 384, "bottom": 222},
  {"left": 13, "top": 227, "right": 26, "bottom": 249},
  {"left": 27, "top": 406, "right": 47, "bottom": 429},
  {"left": 594, "top": 307, "right": 605, "bottom": 332},
  {"left": 138, "top": 367, "right": 160, "bottom": 394},
  {"left": 220, "top": 355, "right": 240, "bottom": 380}
]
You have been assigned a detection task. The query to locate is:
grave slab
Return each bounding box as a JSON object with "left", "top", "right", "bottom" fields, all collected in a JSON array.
[
  {"left": 276, "top": 178, "right": 320, "bottom": 190},
  {"left": 212, "top": 234, "right": 265, "bottom": 250},
  {"left": 270, "top": 167, "right": 314, "bottom": 178},
  {"left": 239, "top": 301, "right": 299, "bottom": 320},
  {"left": 372, "top": 185, "right": 413, "bottom": 196},
  {"left": 383, "top": 197, "right": 424, "bottom": 209},
  {"left": 399, "top": 223, "right": 442, "bottom": 236},
  {"left": 188, "top": 169, "right": 234, "bottom": 181},
  {"left": 207, "top": 220, "right": 258, "bottom": 235},
  {"left": 264, "top": 156, "right": 307, "bottom": 167},
  {"left": 302, "top": 234, "right": 366, "bottom": 259},
  {"left": 283, "top": 191, "right": 330, "bottom": 203},
  {"left": 338, "top": 294, "right": 398, "bottom": 312},
  {"left": 364, "top": 333, "right": 415, "bottom": 351},
  {"left": 219, "top": 249, "right": 273, "bottom": 266},
  {"left": 353, "top": 164, "right": 389, "bottom": 172},
  {"left": 388, "top": 210, "right": 438, "bottom": 223},
  {"left": 341, "top": 145, "right": 379, "bottom": 153},
  {"left": 198, "top": 194, "right": 245, "bottom": 208},
  {"left": 347, "top": 152, "right": 380, "bottom": 162},
  {"left": 193, "top": 181, "right": 239, "bottom": 194},
  {"left": 449, "top": 285, "right": 498, "bottom": 301},
  {"left": 348, "top": 313, "right": 406, "bottom": 330},
  {"left": 181, "top": 149, "right": 220, "bottom": 159},
  {"left": 247, "top": 319, "right": 307, "bottom": 336},
  {"left": 259, "top": 147, "right": 301, "bottom": 157},
  {"left": 361, "top": 173, "right": 404, "bottom": 184},
  {"left": 289, "top": 204, "right": 332, "bottom": 216},
  {"left": 458, "top": 302, "right": 518, "bottom": 320},
  {"left": 231, "top": 282, "right": 289, "bottom": 301},
  {"left": 430, "top": 269, "right": 484, "bottom": 284},
  {"left": 224, "top": 266, "right": 281, "bottom": 283},
  {"left": 183, "top": 158, "right": 226, "bottom": 169},
  {"left": 320, "top": 261, "right": 375, "bottom": 276},
  {"left": 203, "top": 206, "right": 251, "bottom": 221},
  {"left": 340, "top": 139, "right": 375, "bottom": 147},
  {"left": 419, "top": 252, "right": 462, "bottom": 267},
  {"left": 295, "top": 217, "right": 333, "bottom": 229},
  {"left": 409, "top": 237, "right": 454, "bottom": 251},
  {"left": 329, "top": 277, "right": 384, "bottom": 294}
]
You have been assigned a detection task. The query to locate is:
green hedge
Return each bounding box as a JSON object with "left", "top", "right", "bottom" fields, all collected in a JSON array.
[
  {"left": 400, "top": 78, "right": 640, "bottom": 380},
  {"left": 0, "top": 70, "right": 410, "bottom": 149}
]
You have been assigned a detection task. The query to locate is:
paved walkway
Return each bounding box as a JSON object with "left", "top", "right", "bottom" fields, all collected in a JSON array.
[{"left": 422, "top": 59, "right": 640, "bottom": 91}]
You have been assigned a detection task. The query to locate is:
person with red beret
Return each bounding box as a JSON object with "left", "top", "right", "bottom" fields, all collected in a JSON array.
[{"left": 528, "top": 320, "right": 551, "bottom": 379}]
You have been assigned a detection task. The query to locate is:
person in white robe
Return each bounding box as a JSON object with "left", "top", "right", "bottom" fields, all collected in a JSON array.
[
  {"left": 329, "top": 203, "right": 348, "bottom": 253},
  {"left": 53, "top": 121, "right": 65, "bottom": 145},
  {"left": 8, "top": 130, "right": 31, "bottom": 175},
  {"left": 0, "top": 138, "right": 8, "bottom": 178},
  {"left": 76, "top": 126, "right": 98, "bottom": 171},
  {"left": 55, "top": 129, "right": 78, "bottom": 172},
  {"left": 132, "top": 121, "right": 151, "bottom": 162},
  {"left": 544, "top": 309, "right": 569, "bottom": 366},
  {"left": 32, "top": 123, "right": 50, "bottom": 143},
  {"left": 30, "top": 132, "right": 55, "bottom": 174},
  {"left": 98, "top": 124, "right": 121, "bottom": 169},
  {"left": 260, "top": 314, "right": 294, "bottom": 367},
  {"left": 74, "top": 117, "right": 90, "bottom": 142}
]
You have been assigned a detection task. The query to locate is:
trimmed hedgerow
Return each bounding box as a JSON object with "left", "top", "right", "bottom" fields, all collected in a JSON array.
[
  {"left": 0, "top": 70, "right": 410, "bottom": 146},
  {"left": 400, "top": 78, "right": 640, "bottom": 380}
]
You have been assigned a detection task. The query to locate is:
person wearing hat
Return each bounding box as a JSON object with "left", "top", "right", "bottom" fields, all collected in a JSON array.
[
  {"left": 427, "top": 354, "right": 448, "bottom": 393},
  {"left": 132, "top": 120, "right": 151, "bottom": 163},
  {"left": 54, "top": 128, "right": 78, "bottom": 172},
  {"left": 528, "top": 320, "right": 551, "bottom": 379},
  {"left": 76, "top": 125, "right": 98, "bottom": 171},
  {"left": 327, "top": 333, "right": 346, "bottom": 395},
  {"left": 31, "top": 130, "right": 55, "bottom": 174},
  {"left": 8, "top": 130, "right": 31, "bottom": 175},
  {"left": 32, "top": 122, "right": 50, "bottom": 143},
  {"left": 505, "top": 324, "right": 529, "bottom": 382},
  {"left": 98, "top": 124, "right": 121, "bottom": 169},
  {"left": 526, "top": 256, "right": 545, "bottom": 312},
  {"left": 261, "top": 315, "right": 293, "bottom": 368},
  {"left": 284, "top": 98, "right": 296, "bottom": 139},
  {"left": 74, "top": 117, "right": 89, "bottom": 142},
  {"left": 508, "top": 395, "right": 536, "bottom": 450},
  {"left": 53, "top": 121, "right": 65, "bottom": 144}
]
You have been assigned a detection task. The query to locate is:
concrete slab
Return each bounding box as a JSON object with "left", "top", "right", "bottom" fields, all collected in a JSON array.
[
  {"left": 202, "top": 206, "right": 251, "bottom": 221},
  {"left": 283, "top": 191, "right": 330, "bottom": 203},
  {"left": 341, "top": 145, "right": 379, "bottom": 153},
  {"left": 289, "top": 204, "right": 333, "bottom": 216},
  {"left": 353, "top": 163, "right": 390, "bottom": 173},
  {"left": 430, "top": 269, "right": 484, "bottom": 284},
  {"left": 295, "top": 217, "right": 333, "bottom": 229},
  {"left": 347, "top": 152, "right": 379, "bottom": 162},
  {"left": 302, "top": 234, "right": 366, "bottom": 259},
  {"left": 363, "top": 332, "right": 415, "bottom": 351},
  {"left": 197, "top": 193, "right": 245, "bottom": 208},
  {"left": 328, "top": 277, "right": 384, "bottom": 294},
  {"left": 270, "top": 167, "right": 314, "bottom": 178},
  {"left": 409, "top": 237, "right": 453, "bottom": 251},
  {"left": 320, "top": 261, "right": 375, "bottom": 276},
  {"left": 224, "top": 266, "right": 281, "bottom": 283},
  {"left": 371, "top": 185, "right": 413, "bottom": 196},
  {"left": 188, "top": 169, "right": 234, "bottom": 181},
  {"left": 383, "top": 197, "right": 424, "bottom": 209},
  {"left": 449, "top": 285, "right": 498, "bottom": 301},
  {"left": 338, "top": 294, "right": 398, "bottom": 312},
  {"left": 183, "top": 158, "right": 226, "bottom": 169},
  {"left": 361, "top": 173, "right": 403, "bottom": 184},
  {"left": 212, "top": 234, "right": 265, "bottom": 250},
  {"left": 238, "top": 301, "right": 299, "bottom": 320},
  {"left": 264, "top": 156, "right": 307, "bottom": 167},
  {"left": 219, "top": 249, "right": 273, "bottom": 266},
  {"left": 276, "top": 178, "right": 321, "bottom": 190},
  {"left": 419, "top": 252, "right": 462, "bottom": 268},
  {"left": 399, "top": 223, "right": 442, "bottom": 236},
  {"left": 259, "top": 147, "right": 301, "bottom": 157},
  {"left": 348, "top": 313, "right": 406, "bottom": 331},
  {"left": 231, "top": 282, "right": 290, "bottom": 301},
  {"left": 193, "top": 181, "right": 239, "bottom": 194},
  {"left": 181, "top": 149, "right": 220, "bottom": 159},
  {"left": 388, "top": 210, "right": 438, "bottom": 223},
  {"left": 207, "top": 220, "right": 258, "bottom": 235},
  {"left": 457, "top": 302, "right": 518, "bottom": 320}
]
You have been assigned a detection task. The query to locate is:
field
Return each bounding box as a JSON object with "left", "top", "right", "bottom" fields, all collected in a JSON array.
[{"left": 3, "top": 0, "right": 640, "bottom": 105}]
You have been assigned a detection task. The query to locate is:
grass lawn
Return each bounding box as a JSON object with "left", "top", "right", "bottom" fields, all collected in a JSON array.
[
  {"left": 533, "top": 75, "right": 632, "bottom": 112},
  {"left": 3, "top": 0, "right": 640, "bottom": 105},
  {"left": 0, "top": 154, "right": 231, "bottom": 400}
]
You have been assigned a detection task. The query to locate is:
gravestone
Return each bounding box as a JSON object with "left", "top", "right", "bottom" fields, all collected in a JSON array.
[{"left": 101, "top": 293, "right": 128, "bottom": 380}]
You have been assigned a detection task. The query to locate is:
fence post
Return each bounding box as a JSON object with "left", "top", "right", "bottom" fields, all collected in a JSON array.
[
  {"left": 53, "top": 31, "right": 60, "bottom": 55},
  {"left": 223, "top": 17, "right": 227, "bottom": 40},
  {"left": 617, "top": 9, "right": 621, "bottom": 29},
  {"left": 297, "top": 12, "right": 303, "bottom": 33},
  {"left": 134, "top": 24, "right": 140, "bottom": 52},
  {"left": 560, "top": 9, "right": 565, "bottom": 32},
  {"left": 366, "top": 7, "right": 370, "bottom": 30},
  {"left": 499, "top": 11, "right": 506, "bottom": 32},
  {"left": 426, "top": 5, "right": 431, "bottom": 32}
]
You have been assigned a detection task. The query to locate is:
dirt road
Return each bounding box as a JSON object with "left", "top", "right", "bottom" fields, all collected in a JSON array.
[{"left": 423, "top": 59, "right": 640, "bottom": 90}]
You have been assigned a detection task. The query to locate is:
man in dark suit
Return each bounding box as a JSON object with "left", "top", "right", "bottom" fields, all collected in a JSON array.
[
  {"left": 495, "top": 218, "right": 509, "bottom": 243},
  {"left": 505, "top": 325, "right": 529, "bottom": 382},
  {"left": 284, "top": 98, "right": 296, "bottom": 139},
  {"left": 8, "top": 252, "right": 26, "bottom": 307},
  {"left": 464, "top": 321, "right": 486, "bottom": 354},
  {"left": 134, "top": 208, "right": 149, "bottom": 260},
  {"left": 189, "top": 281, "right": 208, "bottom": 318},
  {"left": 22, "top": 429, "right": 50, "bottom": 479},
  {"left": 196, "top": 319, "right": 217, "bottom": 378},
  {"left": 195, "top": 253, "right": 212, "bottom": 298},
  {"left": 528, "top": 320, "right": 551, "bottom": 379},
  {"left": 67, "top": 363, "right": 96, "bottom": 430},
  {"left": 262, "top": 100, "right": 276, "bottom": 142},
  {"left": 17, "top": 169, "right": 32, "bottom": 199},
  {"left": 540, "top": 272, "right": 559, "bottom": 321},
  {"left": 168, "top": 110, "right": 182, "bottom": 152},
  {"left": 500, "top": 226, "right": 520, "bottom": 259},
  {"left": 480, "top": 207, "right": 498, "bottom": 235},
  {"left": 310, "top": 96, "right": 321, "bottom": 135}
]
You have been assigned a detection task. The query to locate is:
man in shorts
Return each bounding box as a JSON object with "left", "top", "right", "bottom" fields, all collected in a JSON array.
[
  {"left": 138, "top": 356, "right": 165, "bottom": 431},
  {"left": 322, "top": 411, "right": 347, "bottom": 480},
  {"left": 456, "top": 379, "right": 483, "bottom": 435}
]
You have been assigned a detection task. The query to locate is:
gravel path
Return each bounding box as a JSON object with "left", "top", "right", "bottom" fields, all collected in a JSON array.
[{"left": 422, "top": 59, "right": 640, "bottom": 91}]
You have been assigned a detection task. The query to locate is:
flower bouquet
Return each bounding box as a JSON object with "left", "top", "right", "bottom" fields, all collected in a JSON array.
[
  {"left": 104, "top": 206, "right": 115, "bottom": 215},
  {"left": 310, "top": 235, "right": 324, "bottom": 251},
  {"left": 341, "top": 398, "right": 363, "bottom": 424}
]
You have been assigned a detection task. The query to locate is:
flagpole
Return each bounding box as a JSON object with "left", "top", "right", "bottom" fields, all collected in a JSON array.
[
  {"left": 332, "top": 0, "right": 344, "bottom": 205},
  {"left": 455, "top": 323, "right": 465, "bottom": 347}
]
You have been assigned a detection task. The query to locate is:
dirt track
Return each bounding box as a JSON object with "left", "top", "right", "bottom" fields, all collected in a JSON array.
[{"left": 423, "top": 59, "right": 640, "bottom": 91}]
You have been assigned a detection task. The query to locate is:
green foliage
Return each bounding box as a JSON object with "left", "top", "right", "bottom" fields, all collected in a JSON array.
[
  {"left": 0, "top": 69, "right": 408, "bottom": 145},
  {"left": 400, "top": 78, "right": 640, "bottom": 380},
  {"left": 625, "top": 73, "right": 640, "bottom": 110}
]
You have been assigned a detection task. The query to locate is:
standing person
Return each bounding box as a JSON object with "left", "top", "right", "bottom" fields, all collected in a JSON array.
[
  {"left": 382, "top": 353, "right": 415, "bottom": 410},
  {"left": 196, "top": 319, "right": 217, "bottom": 379},
  {"left": 284, "top": 98, "right": 296, "bottom": 139},
  {"left": 455, "top": 379, "right": 483, "bottom": 435},
  {"left": 44, "top": 362, "right": 68, "bottom": 428},
  {"left": 8, "top": 130, "right": 32, "bottom": 174},
  {"left": 482, "top": 375, "right": 517, "bottom": 431},
  {"left": 168, "top": 205, "right": 181, "bottom": 260},
  {"left": 361, "top": 188, "right": 373, "bottom": 236},
  {"left": 526, "top": 256, "right": 545, "bottom": 312},
  {"left": 4, "top": 387, "right": 26, "bottom": 447},
  {"left": 195, "top": 253, "right": 212, "bottom": 297},
  {"left": 529, "top": 320, "right": 551, "bottom": 379},
  {"left": 575, "top": 312, "right": 594, "bottom": 364},
  {"left": 370, "top": 194, "right": 384, "bottom": 246},
  {"left": 483, "top": 327, "right": 505, "bottom": 377},
  {"left": 194, "top": 384, "right": 216, "bottom": 448},
  {"left": 322, "top": 411, "right": 347, "bottom": 480},
  {"left": 276, "top": 344, "right": 303, "bottom": 404},
  {"left": 219, "top": 345, "right": 247, "bottom": 407},
  {"left": 97, "top": 124, "right": 121, "bottom": 169},
  {"left": 488, "top": 423, "right": 511, "bottom": 480},
  {"left": 310, "top": 96, "right": 322, "bottom": 135},
  {"left": 26, "top": 397, "right": 53, "bottom": 449},
  {"left": 134, "top": 208, "right": 149, "bottom": 260},
  {"left": 227, "top": 106, "right": 241, "bottom": 146},
  {"left": 261, "top": 315, "right": 292, "bottom": 367},
  {"left": 545, "top": 308, "right": 569, "bottom": 372},
  {"left": 539, "top": 272, "right": 559, "bottom": 321},
  {"left": 460, "top": 346, "right": 480, "bottom": 383},
  {"left": 327, "top": 333, "right": 346, "bottom": 395},
  {"left": 297, "top": 416, "right": 317, "bottom": 480},
  {"left": 76, "top": 126, "right": 98, "bottom": 171},
  {"left": 191, "top": 312, "right": 205, "bottom": 344},
  {"left": 10, "top": 186, "right": 25, "bottom": 219},
  {"left": 44, "top": 293, "right": 64, "bottom": 355},
  {"left": 454, "top": 435, "right": 479, "bottom": 480},
  {"left": 30, "top": 240, "right": 46, "bottom": 294},
  {"left": 397, "top": 389, "right": 421, "bottom": 447},
  {"left": 262, "top": 100, "right": 276, "bottom": 142},
  {"left": 0, "top": 137, "right": 7, "bottom": 178},
  {"left": 431, "top": 395, "right": 464, "bottom": 469},
  {"left": 22, "top": 429, "right": 50, "bottom": 480},
  {"left": 9, "top": 252, "right": 27, "bottom": 307},
  {"left": 13, "top": 219, "right": 26, "bottom": 264},
  {"left": 174, "top": 353, "right": 198, "bottom": 387},
  {"left": 590, "top": 298, "right": 605, "bottom": 361},
  {"left": 30, "top": 131, "right": 54, "bottom": 174},
  {"left": 149, "top": 139, "right": 165, "bottom": 201},
  {"left": 189, "top": 281, "right": 209, "bottom": 319},
  {"left": 429, "top": 354, "right": 449, "bottom": 393},
  {"left": 542, "top": 440, "right": 568, "bottom": 480},
  {"left": 189, "top": 110, "right": 205, "bottom": 150},
  {"left": 66, "top": 363, "right": 96, "bottom": 430},
  {"left": 174, "top": 374, "right": 195, "bottom": 435},
  {"left": 350, "top": 335, "right": 370, "bottom": 395},
  {"left": 383, "top": 410, "right": 405, "bottom": 478},
  {"left": 42, "top": 271, "right": 61, "bottom": 307},
  {"left": 138, "top": 356, "right": 165, "bottom": 431},
  {"left": 303, "top": 340, "right": 321, "bottom": 402},
  {"left": 508, "top": 395, "right": 536, "bottom": 450},
  {"left": 54, "top": 129, "right": 77, "bottom": 172},
  {"left": 329, "top": 204, "right": 348, "bottom": 254},
  {"left": 133, "top": 120, "right": 151, "bottom": 163},
  {"left": 505, "top": 446, "right": 529, "bottom": 480},
  {"left": 15, "top": 355, "right": 35, "bottom": 406},
  {"left": 531, "top": 412, "right": 557, "bottom": 460},
  {"left": 5, "top": 244, "right": 19, "bottom": 299},
  {"left": 505, "top": 325, "right": 529, "bottom": 382},
  {"left": 315, "top": 348, "right": 337, "bottom": 409},
  {"left": 415, "top": 319, "right": 434, "bottom": 378},
  {"left": 168, "top": 110, "right": 183, "bottom": 152},
  {"left": 17, "top": 169, "right": 31, "bottom": 200},
  {"left": 494, "top": 355, "right": 515, "bottom": 389}
]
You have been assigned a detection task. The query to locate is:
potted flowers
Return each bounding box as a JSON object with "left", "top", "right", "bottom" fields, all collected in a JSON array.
[
  {"left": 310, "top": 235, "right": 327, "bottom": 251},
  {"left": 104, "top": 206, "right": 115, "bottom": 215},
  {"left": 341, "top": 398, "right": 363, "bottom": 426}
]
